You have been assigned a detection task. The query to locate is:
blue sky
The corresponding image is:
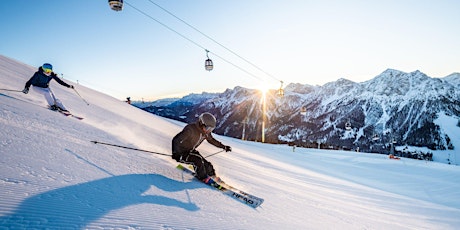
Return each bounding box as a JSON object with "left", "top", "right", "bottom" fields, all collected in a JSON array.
[{"left": 1, "top": 0, "right": 459, "bottom": 101}]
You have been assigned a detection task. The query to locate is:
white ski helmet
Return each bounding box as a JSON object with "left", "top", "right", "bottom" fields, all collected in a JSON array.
[{"left": 199, "top": 112, "right": 216, "bottom": 129}]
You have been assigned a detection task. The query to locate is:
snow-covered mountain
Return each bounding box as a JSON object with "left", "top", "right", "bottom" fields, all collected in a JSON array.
[
  {"left": 443, "top": 72, "right": 460, "bottom": 88},
  {"left": 134, "top": 92, "right": 218, "bottom": 120},
  {"left": 140, "top": 69, "right": 460, "bottom": 157},
  {"left": 2, "top": 55, "right": 460, "bottom": 229}
]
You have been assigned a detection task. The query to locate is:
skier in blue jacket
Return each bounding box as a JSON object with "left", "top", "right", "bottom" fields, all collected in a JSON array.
[{"left": 23, "top": 63, "right": 74, "bottom": 111}]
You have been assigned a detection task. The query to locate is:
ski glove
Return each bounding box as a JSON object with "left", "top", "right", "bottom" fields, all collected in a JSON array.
[
  {"left": 224, "top": 146, "right": 232, "bottom": 152},
  {"left": 22, "top": 87, "right": 29, "bottom": 94}
]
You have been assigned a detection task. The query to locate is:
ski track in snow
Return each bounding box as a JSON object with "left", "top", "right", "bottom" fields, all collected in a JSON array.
[{"left": 1, "top": 55, "right": 460, "bottom": 229}]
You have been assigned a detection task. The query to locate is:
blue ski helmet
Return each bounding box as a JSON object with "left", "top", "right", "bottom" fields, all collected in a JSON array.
[{"left": 42, "top": 63, "right": 53, "bottom": 70}]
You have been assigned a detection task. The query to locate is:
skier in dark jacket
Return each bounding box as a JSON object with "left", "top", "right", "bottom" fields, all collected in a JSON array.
[
  {"left": 172, "top": 112, "right": 232, "bottom": 181},
  {"left": 23, "top": 63, "right": 74, "bottom": 111}
]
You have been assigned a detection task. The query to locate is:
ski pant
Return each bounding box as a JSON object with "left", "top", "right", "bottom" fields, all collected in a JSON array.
[
  {"left": 173, "top": 150, "right": 215, "bottom": 180},
  {"left": 32, "top": 86, "right": 67, "bottom": 111}
]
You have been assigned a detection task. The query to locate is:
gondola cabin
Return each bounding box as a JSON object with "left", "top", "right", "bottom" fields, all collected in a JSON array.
[
  {"left": 205, "top": 58, "right": 213, "bottom": 71},
  {"left": 277, "top": 88, "right": 284, "bottom": 97},
  {"left": 108, "top": 0, "right": 123, "bottom": 11},
  {"left": 277, "top": 81, "right": 284, "bottom": 97},
  {"left": 204, "top": 50, "right": 213, "bottom": 71}
]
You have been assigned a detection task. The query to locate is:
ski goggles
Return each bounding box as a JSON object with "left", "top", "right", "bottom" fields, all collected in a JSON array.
[
  {"left": 43, "top": 68, "right": 52, "bottom": 74},
  {"left": 204, "top": 125, "right": 215, "bottom": 132},
  {"left": 42, "top": 63, "right": 53, "bottom": 73}
]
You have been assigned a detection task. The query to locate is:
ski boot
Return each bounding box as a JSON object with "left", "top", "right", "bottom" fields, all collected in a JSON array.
[
  {"left": 49, "top": 105, "right": 59, "bottom": 111},
  {"left": 210, "top": 176, "right": 223, "bottom": 184},
  {"left": 202, "top": 176, "right": 224, "bottom": 189}
]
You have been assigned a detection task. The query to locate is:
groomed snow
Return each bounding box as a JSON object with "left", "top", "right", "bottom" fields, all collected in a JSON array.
[{"left": 1, "top": 55, "right": 460, "bottom": 229}]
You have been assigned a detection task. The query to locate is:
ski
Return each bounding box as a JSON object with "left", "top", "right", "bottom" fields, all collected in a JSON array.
[
  {"left": 1, "top": 93, "right": 83, "bottom": 120},
  {"left": 56, "top": 110, "right": 84, "bottom": 120},
  {"left": 176, "top": 164, "right": 264, "bottom": 208},
  {"left": 215, "top": 179, "right": 264, "bottom": 203}
]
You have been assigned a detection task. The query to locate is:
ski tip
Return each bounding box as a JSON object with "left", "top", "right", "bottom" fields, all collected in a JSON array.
[
  {"left": 249, "top": 198, "right": 264, "bottom": 208},
  {"left": 250, "top": 200, "right": 264, "bottom": 209},
  {"left": 258, "top": 199, "right": 265, "bottom": 206},
  {"left": 176, "top": 164, "right": 185, "bottom": 169}
]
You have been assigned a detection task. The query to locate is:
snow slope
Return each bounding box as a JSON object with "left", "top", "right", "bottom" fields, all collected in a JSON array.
[{"left": 1, "top": 55, "right": 460, "bottom": 229}]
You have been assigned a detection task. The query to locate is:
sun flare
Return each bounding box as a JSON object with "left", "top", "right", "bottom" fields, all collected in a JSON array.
[{"left": 257, "top": 84, "right": 270, "bottom": 95}]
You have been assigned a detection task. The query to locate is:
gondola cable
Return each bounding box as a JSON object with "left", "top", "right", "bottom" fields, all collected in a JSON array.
[
  {"left": 124, "top": 1, "right": 266, "bottom": 82},
  {"left": 146, "top": 0, "right": 283, "bottom": 84}
]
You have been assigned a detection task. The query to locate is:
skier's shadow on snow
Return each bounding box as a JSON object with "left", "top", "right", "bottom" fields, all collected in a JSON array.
[{"left": 0, "top": 173, "right": 201, "bottom": 228}]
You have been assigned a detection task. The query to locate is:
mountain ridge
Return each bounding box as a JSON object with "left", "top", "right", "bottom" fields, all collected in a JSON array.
[{"left": 137, "top": 69, "right": 460, "bottom": 154}]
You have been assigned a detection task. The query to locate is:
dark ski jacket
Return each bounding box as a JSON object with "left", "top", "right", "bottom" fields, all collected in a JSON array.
[
  {"left": 25, "top": 67, "right": 71, "bottom": 89},
  {"left": 172, "top": 121, "right": 225, "bottom": 155}
]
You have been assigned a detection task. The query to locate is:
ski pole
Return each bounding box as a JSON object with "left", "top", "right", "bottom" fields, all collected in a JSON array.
[
  {"left": 205, "top": 150, "right": 225, "bottom": 158},
  {"left": 72, "top": 87, "right": 89, "bottom": 106},
  {"left": 0, "top": 88, "right": 22, "bottom": 92},
  {"left": 91, "top": 140, "right": 171, "bottom": 156}
]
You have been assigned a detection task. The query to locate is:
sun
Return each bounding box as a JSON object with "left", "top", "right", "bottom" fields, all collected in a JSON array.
[{"left": 257, "top": 84, "right": 270, "bottom": 95}]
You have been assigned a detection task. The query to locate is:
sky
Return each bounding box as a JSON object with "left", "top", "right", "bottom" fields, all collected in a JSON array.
[
  {"left": 1, "top": 56, "right": 460, "bottom": 229},
  {"left": 1, "top": 0, "right": 459, "bottom": 101}
]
